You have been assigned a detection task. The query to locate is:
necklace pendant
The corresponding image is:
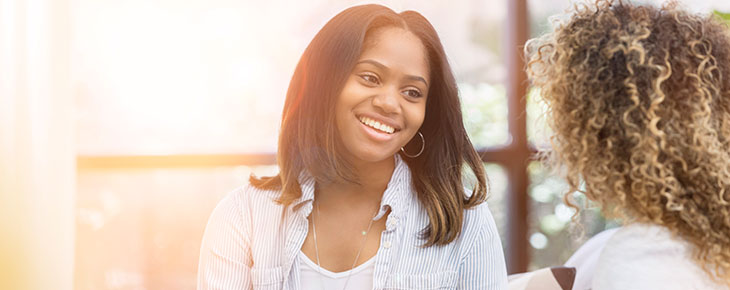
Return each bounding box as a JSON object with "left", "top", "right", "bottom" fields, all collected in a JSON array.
[{"left": 362, "top": 230, "right": 367, "bottom": 236}]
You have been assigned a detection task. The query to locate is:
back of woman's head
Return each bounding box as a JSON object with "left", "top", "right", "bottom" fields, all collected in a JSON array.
[{"left": 526, "top": 0, "right": 730, "bottom": 281}]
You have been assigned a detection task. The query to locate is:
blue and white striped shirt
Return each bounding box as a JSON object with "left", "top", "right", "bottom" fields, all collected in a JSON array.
[{"left": 197, "top": 155, "right": 508, "bottom": 289}]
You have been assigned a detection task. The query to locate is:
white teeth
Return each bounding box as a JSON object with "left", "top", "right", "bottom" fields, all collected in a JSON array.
[{"left": 359, "top": 116, "right": 395, "bottom": 134}]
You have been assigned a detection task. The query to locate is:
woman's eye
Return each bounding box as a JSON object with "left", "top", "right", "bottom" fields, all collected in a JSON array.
[
  {"left": 360, "top": 74, "right": 379, "bottom": 84},
  {"left": 403, "top": 89, "right": 422, "bottom": 98}
]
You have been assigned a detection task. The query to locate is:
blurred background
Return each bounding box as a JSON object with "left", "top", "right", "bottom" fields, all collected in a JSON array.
[{"left": 1, "top": 0, "right": 729, "bottom": 289}]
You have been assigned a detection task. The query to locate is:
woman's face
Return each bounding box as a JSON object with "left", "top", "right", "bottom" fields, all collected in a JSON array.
[{"left": 335, "top": 26, "right": 430, "bottom": 164}]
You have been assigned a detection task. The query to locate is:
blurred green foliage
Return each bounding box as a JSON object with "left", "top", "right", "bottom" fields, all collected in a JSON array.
[
  {"left": 460, "top": 83, "right": 509, "bottom": 148},
  {"left": 715, "top": 10, "right": 730, "bottom": 23}
]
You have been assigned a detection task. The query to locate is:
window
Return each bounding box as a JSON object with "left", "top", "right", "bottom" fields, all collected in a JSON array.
[{"left": 73, "top": 0, "right": 512, "bottom": 288}]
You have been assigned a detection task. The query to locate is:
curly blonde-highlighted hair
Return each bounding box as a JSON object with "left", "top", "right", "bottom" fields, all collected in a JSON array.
[{"left": 527, "top": 0, "right": 730, "bottom": 282}]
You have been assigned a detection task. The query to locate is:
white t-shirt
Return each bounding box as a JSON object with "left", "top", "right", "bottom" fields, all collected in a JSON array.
[
  {"left": 299, "top": 251, "right": 375, "bottom": 290},
  {"left": 564, "top": 227, "right": 620, "bottom": 290},
  {"left": 592, "top": 223, "right": 729, "bottom": 290}
]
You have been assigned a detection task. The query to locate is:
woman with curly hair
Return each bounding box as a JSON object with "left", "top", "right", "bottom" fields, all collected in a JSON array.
[{"left": 527, "top": 0, "right": 730, "bottom": 289}]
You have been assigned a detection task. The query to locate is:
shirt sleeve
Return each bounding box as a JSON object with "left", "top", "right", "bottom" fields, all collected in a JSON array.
[
  {"left": 197, "top": 190, "right": 253, "bottom": 290},
  {"left": 458, "top": 205, "right": 508, "bottom": 290}
]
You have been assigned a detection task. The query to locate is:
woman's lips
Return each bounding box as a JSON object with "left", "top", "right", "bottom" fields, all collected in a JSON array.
[
  {"left": 359, "top": 121, "right": 396, "bottom": 142},
  {"left": 358, "top": 115, "right": 396, "bottom": 134}
]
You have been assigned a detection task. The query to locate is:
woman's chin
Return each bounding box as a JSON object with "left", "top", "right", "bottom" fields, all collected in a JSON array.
[{"left": 346, "top": 149, "right": 397, "bottom": 165}]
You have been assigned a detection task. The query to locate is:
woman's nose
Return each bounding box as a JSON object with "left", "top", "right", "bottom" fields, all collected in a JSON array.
[{"left": 371, "top": 89, "right": 400, "bottom": 114}]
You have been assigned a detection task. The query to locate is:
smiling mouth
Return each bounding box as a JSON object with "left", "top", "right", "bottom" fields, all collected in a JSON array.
[{"left": 358, "top": 116, "right": 396, "bottom": 134}]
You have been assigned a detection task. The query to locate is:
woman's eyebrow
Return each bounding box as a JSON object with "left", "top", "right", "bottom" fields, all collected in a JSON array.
[
  {"left": 356, "top": 59, "right": 387, "bottom": 70},
  {"left": 404, "top": 75, "right": 428, "bottom": 87},
  {"left": 356, "top": 59, "right": 428, "bottom": 87}
]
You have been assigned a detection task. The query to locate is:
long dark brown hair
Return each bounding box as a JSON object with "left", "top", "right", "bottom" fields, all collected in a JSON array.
[{"left": 251, "top": 4, "right": 487, "bottom": 246}]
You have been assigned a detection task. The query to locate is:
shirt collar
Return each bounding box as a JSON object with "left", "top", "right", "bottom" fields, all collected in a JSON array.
[
  {"left": 374, "top": 154, "right": 413, "bottom": 220},
  {"left": 292, "top": 154, "right": 414, "bottom": 220},
  {"left": 292, "top": 170, "right": 316, "bottom": 217}
]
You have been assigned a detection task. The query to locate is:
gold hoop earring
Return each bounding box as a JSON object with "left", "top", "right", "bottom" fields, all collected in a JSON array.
[{"left": 401, "top": 131, "right": 425, "bottom": 158}]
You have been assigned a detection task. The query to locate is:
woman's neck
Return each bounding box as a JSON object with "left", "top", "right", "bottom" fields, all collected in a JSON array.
[{"left": 317, "top": 155, "right": 395, "bottom": 205}]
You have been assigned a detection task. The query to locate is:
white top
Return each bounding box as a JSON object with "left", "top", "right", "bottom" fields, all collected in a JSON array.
[
  {"left": 564, "top": 227, "right": 619, "bottom": 290},
  {"left": 197, "top": 154, "right": 508, "bottom": 290},
  {"left": 299, "top": 251, "right": 375, "bottom": 290},
  {"left": 593, "top": 223, "right": 729, "bottom": 290}
]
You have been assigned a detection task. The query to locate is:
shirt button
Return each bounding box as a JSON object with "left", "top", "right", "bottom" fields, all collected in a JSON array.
[{"left": 383, "top": 241, "right": 392, "bottom": 249}]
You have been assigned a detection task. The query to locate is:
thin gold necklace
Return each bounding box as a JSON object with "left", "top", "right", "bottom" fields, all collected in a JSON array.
[{"left": 311, "top": 199, "right": 378, "bottom": 290}]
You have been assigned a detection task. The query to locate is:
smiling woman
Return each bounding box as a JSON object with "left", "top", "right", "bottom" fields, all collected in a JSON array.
[
  {"left": 197, "top": 4, "right": 507, "bottom": 290},
  {"left": 335, "top": 28, "right": 429, "bottom": 166}
]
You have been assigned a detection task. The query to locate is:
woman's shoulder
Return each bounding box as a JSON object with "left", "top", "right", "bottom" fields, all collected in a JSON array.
[
  {"left": 463, "top": 201, "right": 497, "bottom": 227},
  {"left": 460, "top": 185, "right": 496, "bottom": 224},
  {"left": 459, "top": 201, "right": 501, "bottom": 243},
  {"left": 600, "top": 223, "right": 685, "bottom": 257},
  {"left": 593, "top": 223, "right": 723, "bottom": 290},
  {"left": 210, "top": 184, "right": 285, "bottom": 221},
  {"left": 240, "top": 183, "right": 284, "bottom": 202}
]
